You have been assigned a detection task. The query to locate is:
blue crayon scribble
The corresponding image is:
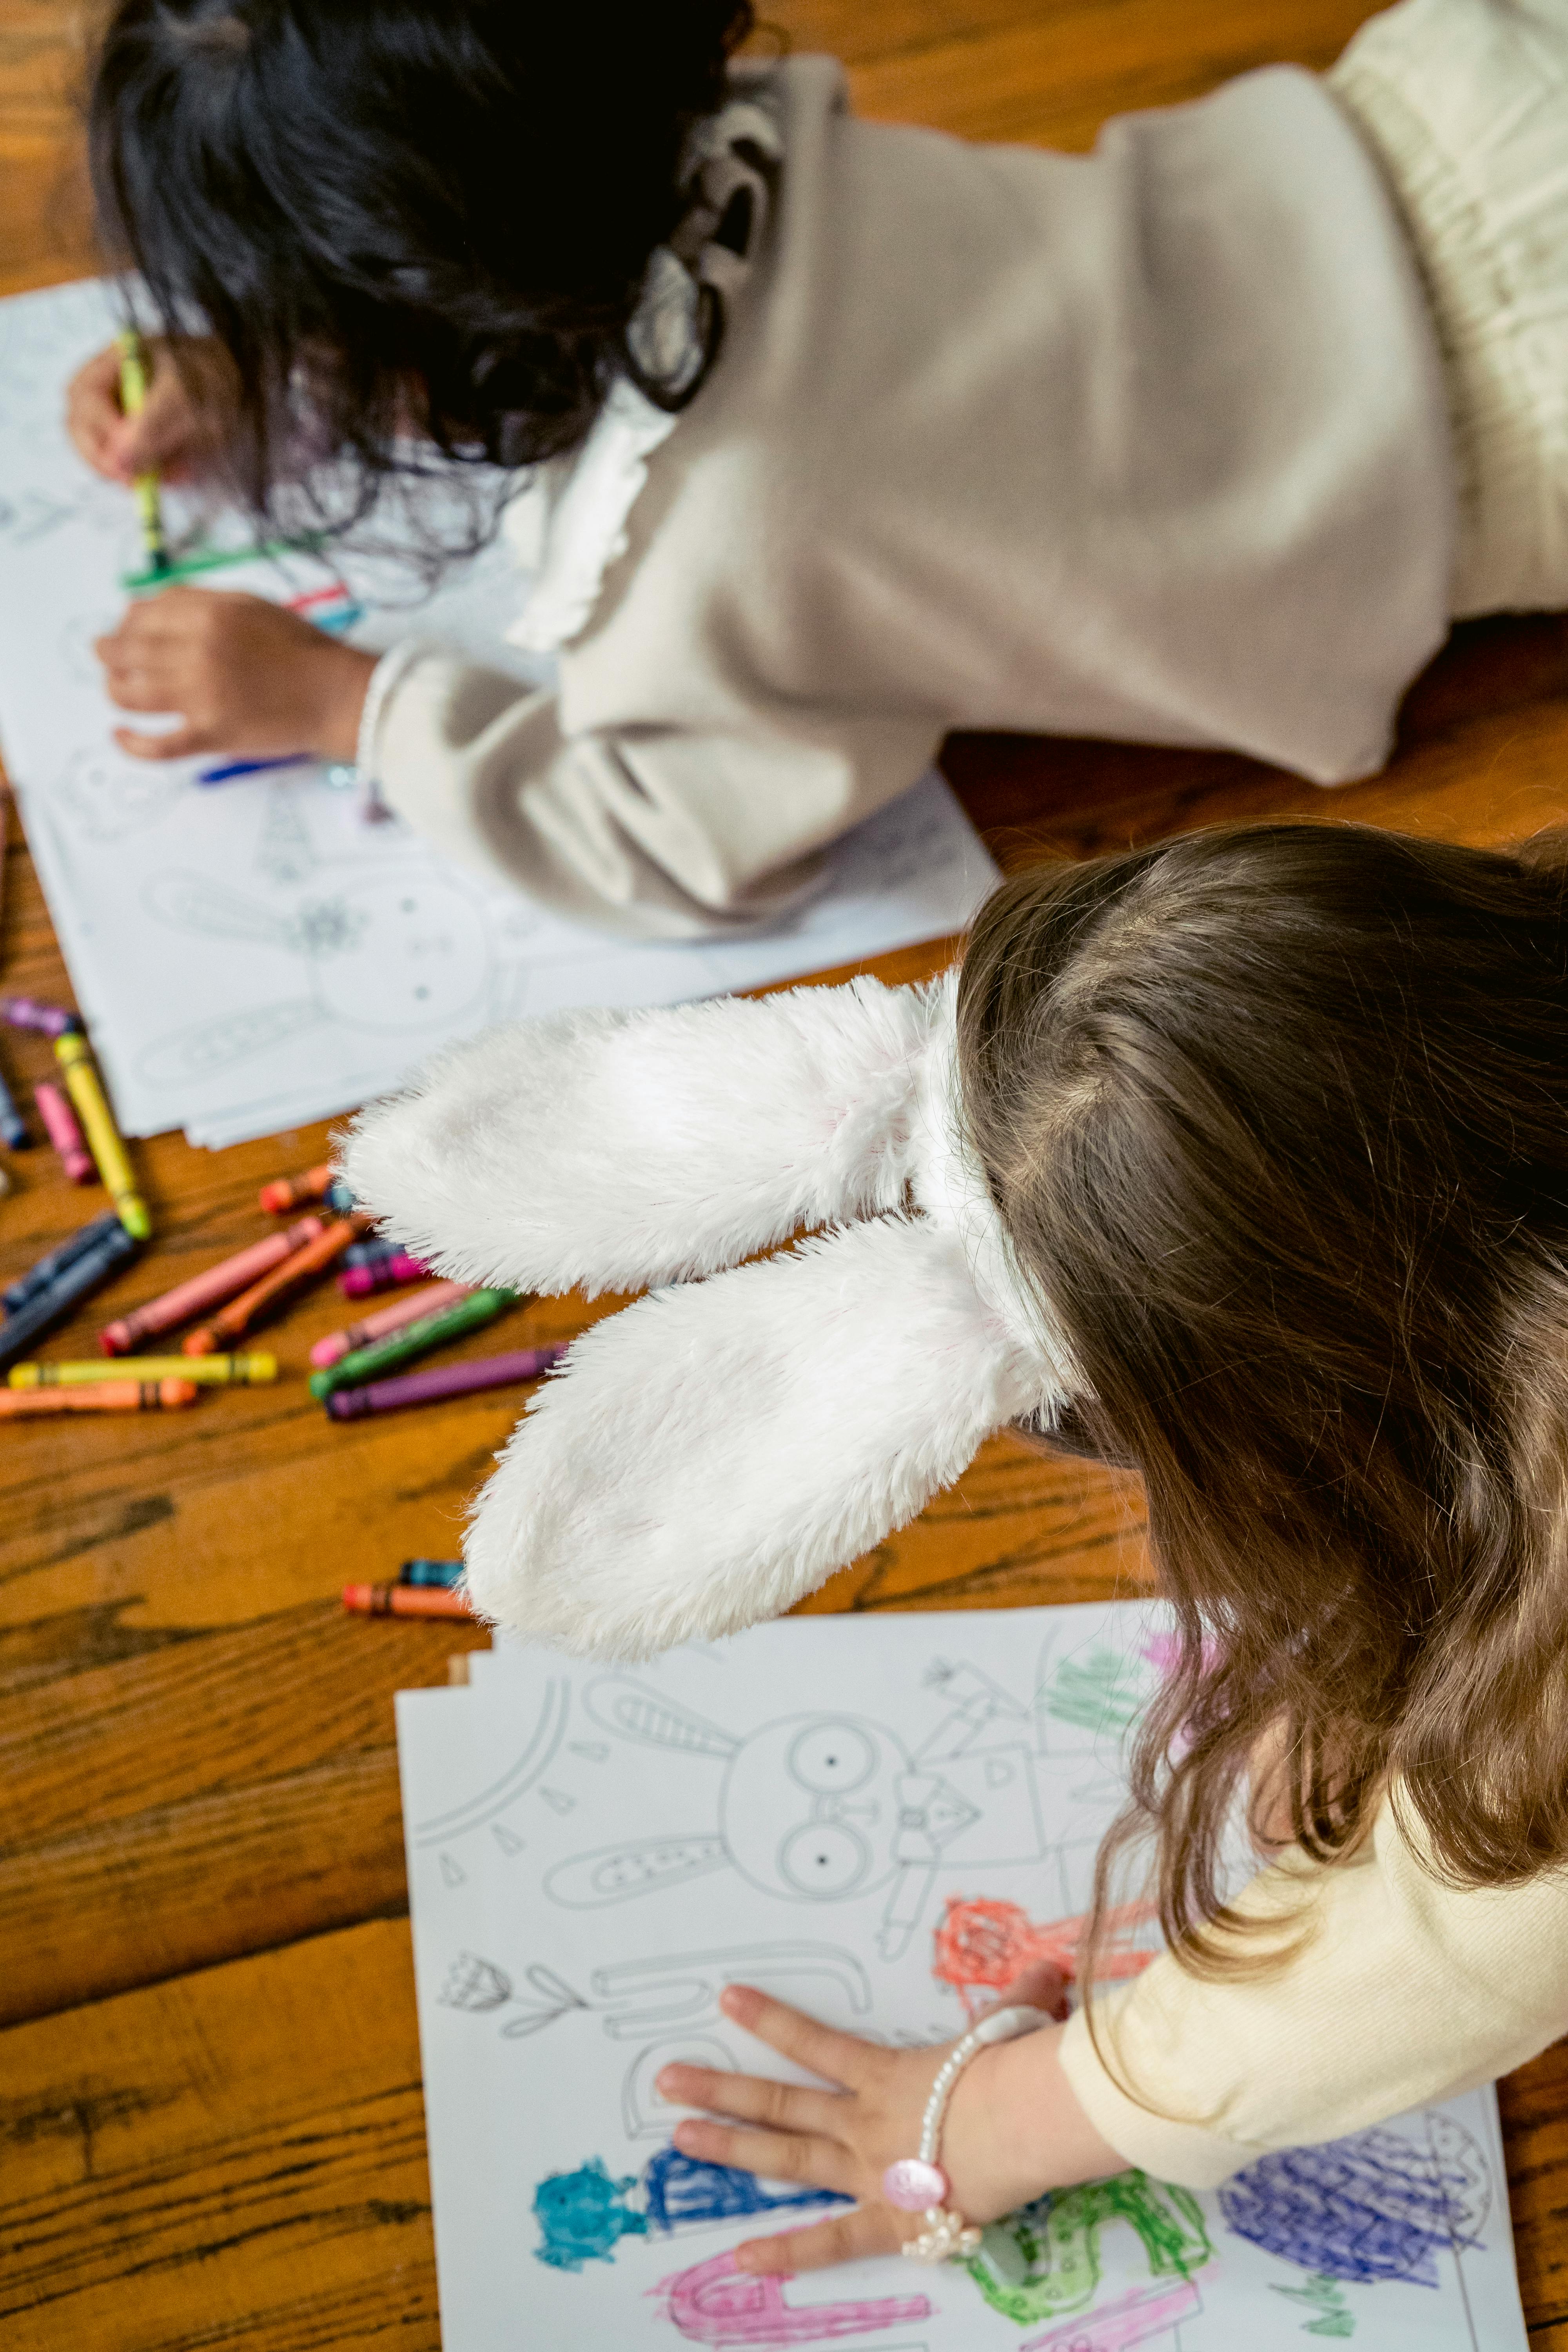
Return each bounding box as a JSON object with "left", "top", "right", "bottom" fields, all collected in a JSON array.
[
  {"left": 533, "top": 2156, "right": 648, "bottom": 2271},
  {"left": 1218, "top": 2125, "right": 1485, "bottom": 2287},
  {"left": 643, "top": 2145, "right": 852, "bottom": 2233}
]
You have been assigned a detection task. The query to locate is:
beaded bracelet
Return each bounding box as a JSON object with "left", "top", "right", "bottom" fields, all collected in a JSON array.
[{"left": 881, "top": 2004, "right": 1051, "bottom": 2263}]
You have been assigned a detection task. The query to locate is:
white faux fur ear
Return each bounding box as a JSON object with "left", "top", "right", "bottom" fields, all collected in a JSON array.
[
  {"left": 461, "top": 1212, "right": 1063, "bottom": 1659},
  {"left": 337, "top": 975, "right": 948, "bottom": 1298}
]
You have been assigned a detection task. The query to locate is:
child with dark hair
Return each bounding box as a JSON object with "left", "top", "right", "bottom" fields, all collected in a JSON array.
[
  {"left": 73, "top": 0, "right": 1568, "bottom": 934},
  {"left": 339, "top": 818, "right": 1568, "bottom": 2267}
]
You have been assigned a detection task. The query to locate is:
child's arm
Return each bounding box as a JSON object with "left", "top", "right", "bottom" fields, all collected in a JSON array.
[
  {"left": 658, "top": 1965, "right": 1126, "bottom": 2277},
  {"left": 94, "top": 586, "right": 375, "bottom": 766}
]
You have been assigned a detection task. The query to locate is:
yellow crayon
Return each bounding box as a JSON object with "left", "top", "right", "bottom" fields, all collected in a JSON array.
[
  {"left": 9, "top": 1353, "right": 276, "bottom": 1389},
  {"left": 115, "top": 329, "right": 169, "bottom": 575},
  {"left": 54, "top": 1034, "right": 151, "bottom": 1240}
]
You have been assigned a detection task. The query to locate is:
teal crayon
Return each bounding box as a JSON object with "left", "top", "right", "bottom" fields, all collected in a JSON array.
[
  {"left": 400, "top": 1559, "right": 465, "bottom": 1588},
  {"left": 308, "top": 1287, "right": 514, "bottom": 1399}
]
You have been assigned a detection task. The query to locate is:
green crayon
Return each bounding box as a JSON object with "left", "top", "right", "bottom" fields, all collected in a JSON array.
[{"left": 308, "top": 1287, "right": 514, "bottom": 1400}]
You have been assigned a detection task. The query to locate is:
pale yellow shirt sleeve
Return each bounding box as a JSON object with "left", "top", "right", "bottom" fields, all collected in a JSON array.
[{"left": 1059, "top": 1803, "right": 1568, "bottom": 2189}]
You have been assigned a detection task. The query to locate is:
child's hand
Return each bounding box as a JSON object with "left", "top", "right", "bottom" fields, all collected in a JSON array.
[
  {"left": 657, "top": 1960, "right": 1120, "bottom": 2278},
  {"left": 66, "top": 336, "right": 236, "bottom": 486},
  {"left": 95, "top": 588, "right": 377, "bottom": 764}
]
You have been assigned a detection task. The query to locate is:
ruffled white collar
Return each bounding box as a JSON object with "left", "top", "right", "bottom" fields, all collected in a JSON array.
[{"left": 505, "top": 85, "right": 784, "bottom": 655}]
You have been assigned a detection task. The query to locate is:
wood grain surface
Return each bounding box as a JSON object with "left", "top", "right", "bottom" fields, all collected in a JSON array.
[{"left": 1, "top": 0, "right": 1566, "bottom": 2343}]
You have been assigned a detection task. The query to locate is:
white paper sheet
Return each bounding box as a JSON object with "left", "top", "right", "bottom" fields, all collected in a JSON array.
[
  {"left": 396, "top": 1603, "right": 1529, "bottom": 2352},
  {"left": 0, "top": 278, "right": 998, "bottom": 1147}
]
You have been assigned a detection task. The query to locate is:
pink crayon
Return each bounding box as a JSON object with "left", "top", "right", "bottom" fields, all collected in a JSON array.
[
  {"left": 327, "top": 1343, "right": 566, "bottom": 1420},
  {"left": 339, "top": 1250, "right": 429, "bottom": 1298},
  {"left": 310, "top": 1279, "right": 473, "bottom": 1368},
  {"left": 34, "top": 1082, "right": 95, "bottom": 1183},
  {"left": 100, "top": 1213, "right": 325, "bottom": 1354}
]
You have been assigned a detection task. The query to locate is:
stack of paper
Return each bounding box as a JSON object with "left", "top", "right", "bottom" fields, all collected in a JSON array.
[
  {"left": 397, "top": 1602, "right": 1529, "bottom": 2352},
  {"left": 0, "top": 278, "right": 998, "bottom": 1148}
]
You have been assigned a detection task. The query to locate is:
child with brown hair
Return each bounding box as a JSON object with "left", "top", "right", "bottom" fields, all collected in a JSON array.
[{"left": 343, "top": 818, "right": 1568, "bottom": 2267}]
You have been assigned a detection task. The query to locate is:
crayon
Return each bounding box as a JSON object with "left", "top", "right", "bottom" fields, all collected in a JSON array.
[
  {"left": 100, "top": 1214, "right": 323, "bottom": 1353},
  {"left": 34, "top": 1082, "right": 95, "bottom": 1183},
  {"left": 198, "top": 753, "right": 314, "bottom": 787},
  {"left": 258, "top": 1163, "right": 333, "bottom": 1214},
  {"left": 2, "top": 1209, "right": 126, "bottom": 1314},
  {"left": 327, "top": 1342, "right": 566, "bottom": 1420},
  {"left": 0, "top": 996, "right": 82, "bottom": 1039},
  {"left": 120, "top": 533, "right": 326, "bottom": 594},
  {"left": 0, "top": 1377, "right": 196, "bottom": 1416},
  {"left": 0, "top": 1058, "right": 29, "bottom": 1150},
  {"left": 341, "top": 1237, "right": 408, "bottom": 1271},
  {"left": 339, "top": 1251, "right": 429, "bottom": 1298},
  {"left": 310, "top": 1279, "right": 473, "bottom": 1368},
  {"left": 10, "top": 1353, "right": 274, "bottom": 1388},
  {"left": 54, "top": 1034, "right": 150, "bottom": 1239},
  {"left": 183, "top": 1215, "right": 366, "bottom": 1353},
  {"left": 116, "top": 330, "right": 169, "bottom": 576},
  {"left": 309, "top": 1288, "right": 514, "bottom": 1400},
  {"left": 342, "top": 1581, "right": 474, "bottom": 1620},
  {"left": 401, "top": 1558, "right": 465, "bottom": 1587},
  {"left": 0, "top": 1220, "right": 141, "bottom": 1372}
]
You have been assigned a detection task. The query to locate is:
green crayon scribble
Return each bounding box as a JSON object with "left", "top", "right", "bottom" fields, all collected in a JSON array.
[
  {"left": 1044, "top": 1645, "right": 1149, "bottom": 1737},
  {"left": 965, "top": 2169, "right": 1213, "bottom": 2325},
  {"left": 1272, "top": 2273, "right": 1357, "bottom": 2337}
]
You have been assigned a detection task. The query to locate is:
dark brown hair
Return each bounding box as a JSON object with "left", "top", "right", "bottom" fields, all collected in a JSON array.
[{"left": 957, "top": 823, "right": 1568, "bottom": 1980}]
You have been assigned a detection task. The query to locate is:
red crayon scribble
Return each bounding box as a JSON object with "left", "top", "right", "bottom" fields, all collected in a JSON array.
[{"left": 933, "top": 1895, "right": 1158, "bottom": 2019}]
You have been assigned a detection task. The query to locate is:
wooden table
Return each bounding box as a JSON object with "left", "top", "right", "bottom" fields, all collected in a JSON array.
[{"left": 2, "top": 1, "right": 1566, "bottom": 2343}]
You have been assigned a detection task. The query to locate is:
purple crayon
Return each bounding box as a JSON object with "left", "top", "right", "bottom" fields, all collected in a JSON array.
[
  {"left": 327, "top": 1343, "right": 566, "bottom": 1419},
  {"left": 339, "top": 1250, "right": 430, "bottom": 1298},
  {"left": 0, "top": 996, "right": 83, "bottom": 1039}
]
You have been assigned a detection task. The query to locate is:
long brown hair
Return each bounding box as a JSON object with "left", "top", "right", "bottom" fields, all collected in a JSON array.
[{"left": 957, "top": 822, "right": 1568, "bottom": 1980}]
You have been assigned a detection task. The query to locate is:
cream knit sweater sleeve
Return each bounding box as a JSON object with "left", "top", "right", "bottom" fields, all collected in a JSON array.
[{"left": 1058, "top": 1801, "right": 1568, "bottom": 2189}]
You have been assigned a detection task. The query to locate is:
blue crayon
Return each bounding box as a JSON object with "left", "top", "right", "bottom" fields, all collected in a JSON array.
[
  {"left": 2, "top": 1209, "right": 126, "bottom": 1314},
  {"left": 0, "top": 1058, "right": 30, "bottom": 1149},
  {"left": 342, "top": 1236, "right": 400, "bottom": 1271},
  {"left": 0, "top": 1218, "right": 140, "bottom": 1372},
  {"left": 323, "top": 1177, "right": 357, "bottom": 1214},
  {"left": 197, "top": 753, "right": 314, "bottom": 787},
  {"left": 400, "top": 1558, "right": 465, "bottom": 1588}
]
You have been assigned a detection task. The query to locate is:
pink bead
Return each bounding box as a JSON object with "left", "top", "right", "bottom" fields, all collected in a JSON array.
[{"left": 882, "top": 2158, "right": 948, "bottom": 2212}]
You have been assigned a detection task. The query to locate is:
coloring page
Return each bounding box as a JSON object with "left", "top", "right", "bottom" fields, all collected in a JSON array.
[
  {"left": 0, "top": 278, "right": 997, "bottom": 1148},
  {"left": 396, "top": 1603, "right": 1528, "bottom": 2351}
]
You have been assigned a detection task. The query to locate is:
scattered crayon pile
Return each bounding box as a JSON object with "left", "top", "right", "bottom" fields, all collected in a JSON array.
[{"left": 0, "top": 1031, "right": 567, "bottom": 1466}]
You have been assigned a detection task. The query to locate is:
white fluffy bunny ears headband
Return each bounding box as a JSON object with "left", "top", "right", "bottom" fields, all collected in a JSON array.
[{"left": 339, "top": 972, "right": 1078, "bottom": 1660}]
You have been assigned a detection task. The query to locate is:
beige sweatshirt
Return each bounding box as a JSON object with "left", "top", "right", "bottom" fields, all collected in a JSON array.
[
  {"left": 363, "top": 25, "right": 1476, "bottom": 938},
  {"left": 1059, "top": 1795, "right": 1568, "bottom": 2187}
]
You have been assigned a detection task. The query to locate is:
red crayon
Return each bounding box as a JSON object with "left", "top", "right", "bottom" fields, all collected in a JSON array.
[
  {"left": 184, "top": 1215, "right": 367, "bottom": 1353},
  {"left": 102, "top": 1214, "right": 325, "bottom": 1354},
  {"left": 34, "top": 1082, "right": 95, "bottom": 1183},
  {"left": 342, "top": 1581, "right": 474, "bottom": 1619}
]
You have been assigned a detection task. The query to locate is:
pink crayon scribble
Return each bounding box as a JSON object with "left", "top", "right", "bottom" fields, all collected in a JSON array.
[
  {"left": 652, "top": 2249, "right": 932, "bottom": 2346},
  {"left": 932, "top": 1895, "right": 1157, "bottom": 2020},
  {"left": 1021, "top": 2276, "right": 1202, "bottom": 2352}
]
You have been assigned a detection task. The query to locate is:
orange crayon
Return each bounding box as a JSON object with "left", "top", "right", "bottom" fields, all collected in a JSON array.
[
  {"left": 184, "top": 1215, "right": 367, "bottom": 1354},
  {"left": 0, "top": 1377, "right": 198, "bottom": 1416},
  {"left": 342, "top": 1581, "right": 474, "bottom": 1620},
  {"left": 259, "top": 1163, "right": 334, "bottom": 1214}
]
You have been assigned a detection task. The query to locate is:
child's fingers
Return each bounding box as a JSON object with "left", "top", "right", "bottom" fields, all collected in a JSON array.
[
  {"left": 656, "top": 2060, "right": 846, "bottom": 2143},
  {"left": 114, "top": 723, "right": 214, "bottom": 762},
  {"left": 65, "top": 347, "right": 131, "bottom": 477},
  {"left": 984, "top": 1959, "right": 1070, "bottom": 2019},
  {"left": 670, "top": 2114, "right": 856, "bottom": 2196},
  {"left": 718, "top": 1984, "right": 885, "bottom": 2090},
  {"left": 734, "top": 2206, "right": 907, "bottom": 2277}
]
